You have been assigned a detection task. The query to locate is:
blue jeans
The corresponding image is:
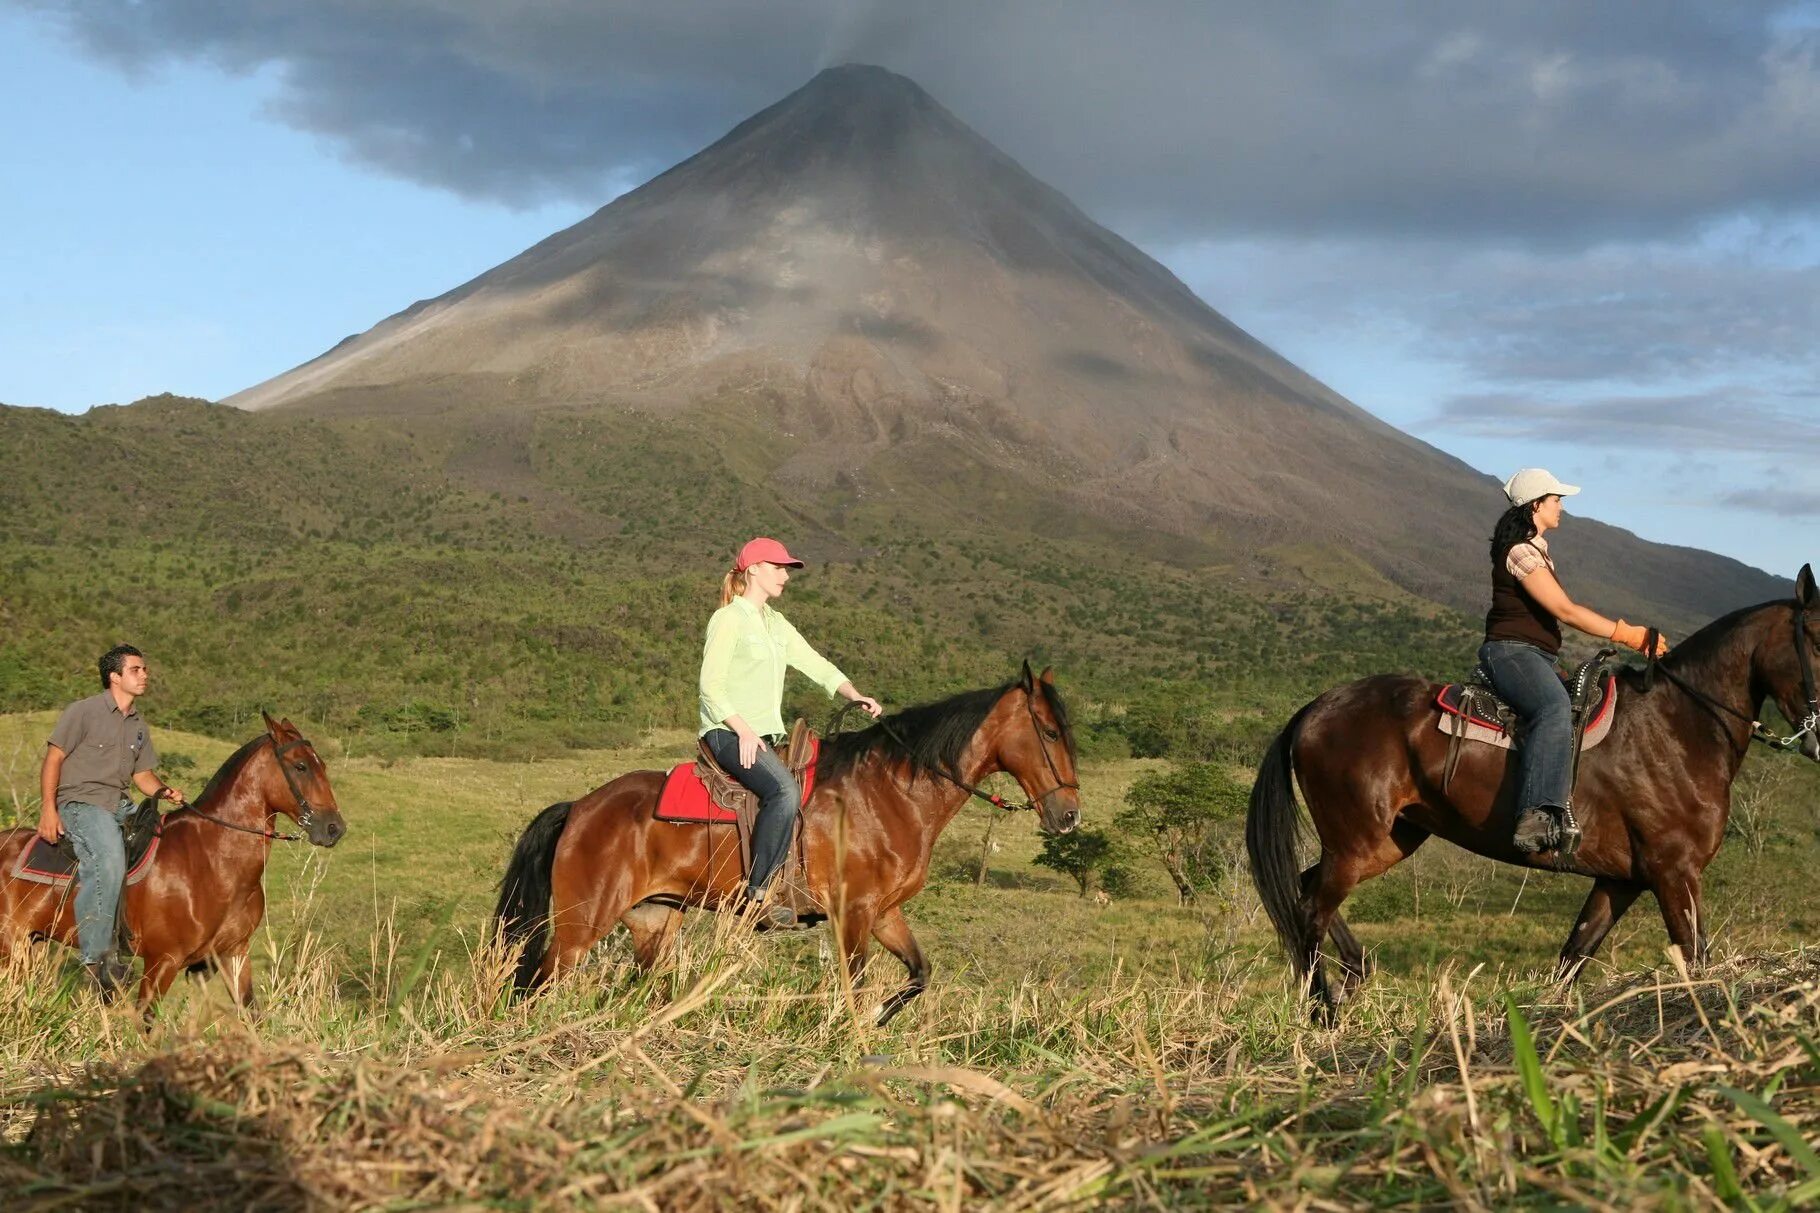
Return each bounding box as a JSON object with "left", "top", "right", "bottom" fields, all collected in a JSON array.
[
  {"left": 702, "top": 729, "right": 801, "bottom": 896},
  {"left": 1479, "top": 641, "right": 1573, "bottom": 813},
  {"left": 60, "top": 798, "right": 134, "bottom": 965}
]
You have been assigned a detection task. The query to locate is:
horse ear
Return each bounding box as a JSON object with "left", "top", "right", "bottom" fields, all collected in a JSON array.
[
  {"left": 281, "top": 716, "right": 297, "bottom": 732},
  {"left": 1037, "top": 666, "right": 1056, "bottom": 685},
  {"left": 261, "top": 709, "right": 279, "bottom": 735},
  {"left": 1019, "top": 660, "right": 1035, "bottom": 691},
  {"left": 1799, "top": 564, "right": 1817, "bottom": 607}
]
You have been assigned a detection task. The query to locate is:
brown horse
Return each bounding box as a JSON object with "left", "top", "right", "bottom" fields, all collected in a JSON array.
[
  {"left": 494, "top": 665, "right": 1080, "bottom": 1024},
  {"left": 0, "top": 713, "right": 347, "bottom": 1007},
  {"left": 1247, "top": 567, "right": 1820, "bottom": 1019}
]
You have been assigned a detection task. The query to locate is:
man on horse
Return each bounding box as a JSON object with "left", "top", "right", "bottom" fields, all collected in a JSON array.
[{"left": 36, "top": 645, "right": 187, "bottom": 993}]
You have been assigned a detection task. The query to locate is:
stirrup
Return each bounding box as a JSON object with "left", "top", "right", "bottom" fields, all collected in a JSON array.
[{"left": 1554, "top": 803, "right": 1582, "bottom": 860}]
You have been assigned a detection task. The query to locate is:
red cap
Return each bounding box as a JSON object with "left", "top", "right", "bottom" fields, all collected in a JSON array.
[{"left": 735, "top": 537, "right": 804, "bottom": 571}]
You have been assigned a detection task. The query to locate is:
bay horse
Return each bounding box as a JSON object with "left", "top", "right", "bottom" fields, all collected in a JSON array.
[
  {"left": 0, "top": 713, "right": 347, "bottom": 1008},
  {"left": 494, "top": 665, "right": 1080, "bottom": 1024},
  {"left": 1247, "top": 567, "right": 1820, "bottom": 1018}
]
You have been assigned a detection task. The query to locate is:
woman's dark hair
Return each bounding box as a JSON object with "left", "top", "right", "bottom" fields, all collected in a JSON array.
[
  {"left": 98, "top": 644, "right": 143, "bottom": 691},
  {"left": 1490, "top": 501, "right": 1542, "bottom": 566}
]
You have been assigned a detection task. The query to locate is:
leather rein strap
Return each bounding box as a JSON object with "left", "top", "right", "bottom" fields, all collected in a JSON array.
[
  {"left": 189, "top": 734, "right": 318, "bottom": 842},
  {"left": 1643, "top": 605, "right": 1820, "bottom": 755},
  {"left": 871, "top": 690, "right": 1078, "bottom": 813}
]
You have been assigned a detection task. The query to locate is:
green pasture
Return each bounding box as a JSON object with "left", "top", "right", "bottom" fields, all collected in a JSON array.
[{"left": 3, "top": 712, "right": 1819, "bottom": 1206}]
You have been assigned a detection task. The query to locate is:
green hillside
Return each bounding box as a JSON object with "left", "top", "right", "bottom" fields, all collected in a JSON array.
[{"left": 0, "top": 395, "right": 1482, "bottom": 759}]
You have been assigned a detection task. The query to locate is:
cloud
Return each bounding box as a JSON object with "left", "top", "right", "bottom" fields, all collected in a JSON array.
[
  {"left": 1429, "top": 388, "right": 1820, "bottom": 452},
  {"left": 18, "top": 0, "right": 1820, "bottom": 243},
  {"left": 1165, "top": 225, "right": 1820, "bottom": 387},
  {"left": 1721, "top": 487, "right": 1820, "bottom": 516}
]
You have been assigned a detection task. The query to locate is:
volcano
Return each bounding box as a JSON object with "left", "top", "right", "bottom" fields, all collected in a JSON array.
[{"left": 227, "top": 64, "right": 1781, "bottom": 621}]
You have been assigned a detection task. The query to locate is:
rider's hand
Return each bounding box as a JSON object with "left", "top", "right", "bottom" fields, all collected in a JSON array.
[
  {"left": 35, "top": 807, "right": 62, "bottom": 844},
  {"left": 1612, "top": 619, "right": 1669, "bottom": 657},
  {"left": 850, "top": 694, "right": 883, "bottom": 718},
  {"left": 735, "top": 727, "right": 765, "bottom": 769},
  {"left": 161, "top": 786, "right": 188, "bottom": 807}
]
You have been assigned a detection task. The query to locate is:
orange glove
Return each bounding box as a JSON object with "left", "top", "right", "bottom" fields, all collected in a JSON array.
[{"left": 1611, "top": 620, "right": 1669, "bottom": 657}]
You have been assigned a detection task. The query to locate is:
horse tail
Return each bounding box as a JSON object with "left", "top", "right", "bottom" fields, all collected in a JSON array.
[
  {"left": 493, "top": 801, "right": 573, "bottom": 993},
  {"left": 1246, "top": 701, "right": 1316, "bottom": 977}
]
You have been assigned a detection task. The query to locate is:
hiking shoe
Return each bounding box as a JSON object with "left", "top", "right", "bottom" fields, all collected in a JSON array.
[
  {"left": 84, "top": 956, "right": 128, "bottom": 1001},
  {"left": 748, "top": 899, "right": 800, "bottom": 931},
  {"left": 1512, "top": 807, "right": 1559, "bottom": 853}
]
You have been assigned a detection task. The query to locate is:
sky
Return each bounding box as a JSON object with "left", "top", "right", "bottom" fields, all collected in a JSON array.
[{"left": 5, "top": 1, "right": 1819, "bottom": 580}]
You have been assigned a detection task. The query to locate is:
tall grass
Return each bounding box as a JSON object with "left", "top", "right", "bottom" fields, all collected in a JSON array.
[{"left": 1, "top": 884, "right": 1815, "bottom": 1208}]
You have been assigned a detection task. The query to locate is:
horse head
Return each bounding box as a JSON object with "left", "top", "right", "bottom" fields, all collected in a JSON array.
[
  {"left": 260, "top": 711, "right": 349, "bottom": 846},
  {"left": 994, "top": 662, "right": 1081, "bottom": 834},
  {"left": 1760, "top": 565, "right": 1820, "bottom": 762}
]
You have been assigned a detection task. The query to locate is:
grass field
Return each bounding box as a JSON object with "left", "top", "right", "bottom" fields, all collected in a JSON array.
[{"left": 1, "top": 712, "right": 1818, "bottom": 1207}]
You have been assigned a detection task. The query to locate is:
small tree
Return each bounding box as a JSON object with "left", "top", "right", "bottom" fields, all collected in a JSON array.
[
  {"left": 1034, "top": 827, "right": 1117, "bottom": 897},
  {"left": 1115, "top": 762, "right": 1250, "bottom": 904}
]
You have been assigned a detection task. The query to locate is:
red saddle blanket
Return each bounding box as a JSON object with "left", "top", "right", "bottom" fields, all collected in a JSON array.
[
  {"left": 654, "top": 740, "right": 820, "bottom": 823},
  {"left": 11, "top": 828, "right": 162, "bottom": 888}
]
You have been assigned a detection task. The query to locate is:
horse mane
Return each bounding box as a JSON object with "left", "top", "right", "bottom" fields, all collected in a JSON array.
[
  {"left": 193, "top": 734, "right": 272, "bottom": 811},
  {"left": 1619, "top": 597, "right": 1791, "bottom": 693},
  {"left": 817, "top": 678, "right": 1074, "bottom": 786}
]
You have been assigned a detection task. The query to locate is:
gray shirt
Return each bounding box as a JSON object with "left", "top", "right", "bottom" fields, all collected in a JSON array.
[{"left": 47, "top": 691, "right": 158, "bottom": 809}]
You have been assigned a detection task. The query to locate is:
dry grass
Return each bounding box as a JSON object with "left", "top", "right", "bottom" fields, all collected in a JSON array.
[
  {"left": 2, "top": 716, "right": 1816, "bottom": 1207},
  {"left": 0, "top": 914, "right": 1815, "bottom": 1209}
]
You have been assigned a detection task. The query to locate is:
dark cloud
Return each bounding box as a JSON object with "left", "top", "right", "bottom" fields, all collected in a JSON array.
[
  {"left": 1721, "top": 487, "right": 1820, "bottom": 516},
  {"left": 1429, "top": 388, "right": 1820, "bottom": 451},
  {"left": 17, "top": 0, "right": 1820, "bottom": 242},
  {"left": 1166, "top": 232, "right": 1820, "bottom": 386}
]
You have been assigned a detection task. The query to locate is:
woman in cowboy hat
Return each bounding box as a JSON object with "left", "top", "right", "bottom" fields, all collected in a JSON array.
[
  {"left": 1482, "top": 469, "right": 1669, "bottom": 853},
  {"left": 699, "top": 537, "right": 882, "bottom": 928}
]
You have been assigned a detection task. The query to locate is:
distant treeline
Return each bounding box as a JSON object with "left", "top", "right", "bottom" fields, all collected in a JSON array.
[{"left": 0, "top": 395, "right": 1481, "bottom": 759}]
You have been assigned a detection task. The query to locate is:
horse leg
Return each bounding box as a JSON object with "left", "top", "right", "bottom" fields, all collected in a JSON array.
[
  {"left": 621, "top": 902, "right": 684, "bottom": 973},
  {"left": 1652, "top": 870, "right": 1708, "bottom": 967},
  {"left": 1555, "top": 878, "right": 1644, "bottom": 983},
  {"left": 137, "top": 955, "right": 183, "bottom": 1014},
  {"left": 216, "top": 948, "right": 256, "bottom": 1011},
  {"left": 869, "top": 906, "right": 930, "bottom": 1027},
  {"left": 836, "top": 903, "right": 878, "bottom": 995},
  {"left": 1302, "top": 821, "right": 1428, "bottom": 1002}
]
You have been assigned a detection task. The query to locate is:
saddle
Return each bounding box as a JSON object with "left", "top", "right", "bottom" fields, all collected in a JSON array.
[
  {"left": 1437, "top": 652, "right": 1620, "bottom": 793},
  {"left": 11, "top": 800, "right": 165, "bottom": 958},
  {"left": 11, "top": 799, "right": 164, "bottom": 888},
  {"left": 654, "top": 720, "right": 823, "bottom": 917}
]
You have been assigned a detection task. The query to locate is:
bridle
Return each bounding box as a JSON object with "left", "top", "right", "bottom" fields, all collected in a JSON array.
[
  {"left": 1643, "top": 604, "right": 1820, "bottom": 756},
  {"left": 872, "top": 687, "right": 1080, "bottom": 813},
  {"left": 189, "top": 734, "right": 326, "bottom": 842}
]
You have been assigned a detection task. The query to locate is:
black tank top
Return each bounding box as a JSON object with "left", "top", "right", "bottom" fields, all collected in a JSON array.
[{"left": 1484, "top": 542, "right": 1562, "bottom": 654}]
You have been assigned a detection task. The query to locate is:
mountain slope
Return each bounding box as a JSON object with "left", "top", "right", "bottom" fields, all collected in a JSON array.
[{"left": 226, "top": 64, "right": 1784, "bottom": 625}]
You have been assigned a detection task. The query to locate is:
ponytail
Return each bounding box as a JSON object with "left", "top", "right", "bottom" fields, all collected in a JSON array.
[{"left": 718, "top": 567, "right": 748, "bottom": 606}]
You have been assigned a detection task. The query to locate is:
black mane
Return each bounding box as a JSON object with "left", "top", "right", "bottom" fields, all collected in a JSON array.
[
  {"left": 817, "top": 678, "right": 1074, "bottom": 786},
  {"left": 1617, "top": 597, "right": 1792, "bottom": 694},
  {"left": 193, "top": 733, "right": 271, "bottom": 810}
]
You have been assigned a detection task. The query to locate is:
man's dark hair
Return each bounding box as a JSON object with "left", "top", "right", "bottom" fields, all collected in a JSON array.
[{"left": 99, "top": 644, "right": 143, "bottom": 691}]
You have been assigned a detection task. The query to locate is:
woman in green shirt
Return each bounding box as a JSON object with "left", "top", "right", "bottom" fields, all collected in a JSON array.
[{"left": 700, "top": 537, "right": 882, "bottom": 927}]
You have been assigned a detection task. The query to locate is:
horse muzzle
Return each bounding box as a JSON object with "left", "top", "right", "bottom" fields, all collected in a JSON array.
[
  {"left": 1038, "top": 791, "right": 1080, "bottom": 835},
  {"left": 306, "top": 811, "right": 348, "bottom": 848}
]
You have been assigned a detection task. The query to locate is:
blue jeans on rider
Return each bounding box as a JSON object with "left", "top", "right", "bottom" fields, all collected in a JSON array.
[
  {"left": 701, "top": 728, "right": 802, "bottom": 898},
  {"left": 1478, "top": 640, "right": 1573, "bottom": 813},
  {"left": 60, "top": 798, "right": 135, "bottom": 965}
]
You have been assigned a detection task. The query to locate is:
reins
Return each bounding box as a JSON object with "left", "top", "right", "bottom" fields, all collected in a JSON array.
[
  {"left": 1641, "top": 607, "right": 1820, "bottom": 755},
  {"left": 845, "top": 689, "right": 1078, "bottom": 813},
  {"left": 185, "top": 734, "right": 319, "bottom": 842}
]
